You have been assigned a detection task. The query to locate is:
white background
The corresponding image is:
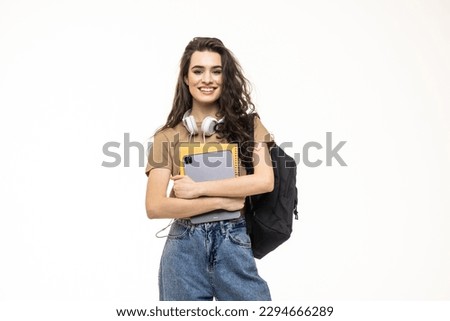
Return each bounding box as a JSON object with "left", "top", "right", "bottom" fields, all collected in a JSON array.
[{"left": 1, "top": 0, "right": 449, "bottom": 313}]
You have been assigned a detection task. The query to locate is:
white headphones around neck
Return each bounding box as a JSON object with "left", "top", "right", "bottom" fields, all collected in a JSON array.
[{"left": 182, "top": 109, "right": 224, "bottom": 136}]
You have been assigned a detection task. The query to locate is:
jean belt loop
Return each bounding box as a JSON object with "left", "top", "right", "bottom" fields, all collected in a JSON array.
[{"left": 219, "top": 220, "right": 227, "bottom": 235}]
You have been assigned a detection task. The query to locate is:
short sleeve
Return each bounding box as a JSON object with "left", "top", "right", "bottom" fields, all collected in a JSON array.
[
  {"left": 253, "top": 116, "right": 274, "bottom": 144},
  {"left": 145, "top": 131, "right": 173, "bottom": 177}
]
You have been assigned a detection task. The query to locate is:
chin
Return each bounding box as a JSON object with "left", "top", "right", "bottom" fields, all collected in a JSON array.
[{"left": 194, "top": 97, "right": 220, "bottom": 106}]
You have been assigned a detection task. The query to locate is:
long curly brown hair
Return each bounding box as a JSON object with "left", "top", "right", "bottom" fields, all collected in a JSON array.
[{"left": 159, "top": 37, "right": 257, "bottom": 164}]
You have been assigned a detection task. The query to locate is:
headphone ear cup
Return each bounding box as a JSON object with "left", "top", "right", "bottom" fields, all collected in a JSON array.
[
  {"left": 183, "top": 115, "right": 198, "bottom": 135},
  {"left": 201, "top": 116, "right": 218, "bottom": 136}
]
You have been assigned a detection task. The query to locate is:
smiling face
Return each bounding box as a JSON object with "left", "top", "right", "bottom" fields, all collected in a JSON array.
[{"left": 184, "top": 51, "right": 223, "bottom": 110}]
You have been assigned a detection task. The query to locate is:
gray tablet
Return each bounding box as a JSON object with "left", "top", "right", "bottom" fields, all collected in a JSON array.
[{"left": 183, "top": 150, "right": 241, "bottom": 224}]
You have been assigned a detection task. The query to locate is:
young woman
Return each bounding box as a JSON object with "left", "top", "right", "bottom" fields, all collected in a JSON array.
[{"left": 145, "top": 37, "right": 274, "bottom": 301}]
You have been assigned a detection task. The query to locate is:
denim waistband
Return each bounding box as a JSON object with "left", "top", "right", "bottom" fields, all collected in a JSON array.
[{"left": 175, "top": 215, "right": 246, "bottom": 231}]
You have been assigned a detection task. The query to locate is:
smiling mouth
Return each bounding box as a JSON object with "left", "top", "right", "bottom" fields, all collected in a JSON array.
[{"left": 199, "top": 87, "right": 216, "bottom": 93}]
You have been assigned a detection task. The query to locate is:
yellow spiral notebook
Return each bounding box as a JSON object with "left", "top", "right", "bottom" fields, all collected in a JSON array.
[{"left": 178, "top": 143, "right": 240, "bottom": 224}]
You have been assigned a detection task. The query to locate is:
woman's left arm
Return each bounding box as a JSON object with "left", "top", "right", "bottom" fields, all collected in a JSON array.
[{"left": 172, "top": 142, "right": 274, "bottom": 199}]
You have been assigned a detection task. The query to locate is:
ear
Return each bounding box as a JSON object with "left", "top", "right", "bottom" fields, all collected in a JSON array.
[{"left": 184, "top": 76, "right": 189, "bottom": 86}]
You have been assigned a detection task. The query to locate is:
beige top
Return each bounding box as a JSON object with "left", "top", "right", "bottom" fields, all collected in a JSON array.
[{"left": 145, "top": 116, "right": 272, "bottom": 177}]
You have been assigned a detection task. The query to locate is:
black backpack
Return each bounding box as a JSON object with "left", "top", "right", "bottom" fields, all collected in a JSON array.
[{"left": 244, "top": 135, "right": 299, "bottom": 259}]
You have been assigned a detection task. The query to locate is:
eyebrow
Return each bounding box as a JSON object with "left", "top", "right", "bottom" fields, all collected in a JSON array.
[{"left": 191, "top": 65, "right": 222, "bottom": 69}]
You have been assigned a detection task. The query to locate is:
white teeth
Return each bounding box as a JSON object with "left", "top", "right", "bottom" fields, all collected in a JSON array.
[{"left": 200, "top": 88, "right": 214, "bottom": 93}]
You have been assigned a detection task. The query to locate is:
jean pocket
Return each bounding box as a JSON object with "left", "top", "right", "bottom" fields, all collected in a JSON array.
[
  {"left": 167, "top": 221, "right": 190, "bottom": 240},
  {"left": 228, "top": 226, "right": 251, "bottom": 248}
]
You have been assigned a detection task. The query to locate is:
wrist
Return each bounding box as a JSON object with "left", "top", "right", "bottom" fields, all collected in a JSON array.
[
  {"left": 210, "top": 197, "right": 222, "bottom": 211},
  {"left": 196, "top": 181, "right": 207, "bottom": 197}
]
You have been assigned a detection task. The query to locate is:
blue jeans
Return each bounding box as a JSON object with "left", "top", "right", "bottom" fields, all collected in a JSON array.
[{"left": 159, "top": 217, "right": 271, "bottom": 301}]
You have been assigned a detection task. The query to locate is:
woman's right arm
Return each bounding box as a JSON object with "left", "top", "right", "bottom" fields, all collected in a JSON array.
[{"left": 145, "top": 168, "right": 244, "bottom": 219}]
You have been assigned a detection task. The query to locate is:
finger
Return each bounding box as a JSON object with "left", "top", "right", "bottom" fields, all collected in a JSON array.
[{"left": 171, "top": 175, "right": 183, "bottom": 181}]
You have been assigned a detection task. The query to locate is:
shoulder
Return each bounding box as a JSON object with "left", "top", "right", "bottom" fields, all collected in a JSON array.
[
  {"left": 252, "top": 115, "right": 273, "bottom": 143},
  {"left": 253, "top": 115, "right": 266, "bottom": 129},
  {"left": 153, "top": 122, "right": 189, "bottom": 143}
]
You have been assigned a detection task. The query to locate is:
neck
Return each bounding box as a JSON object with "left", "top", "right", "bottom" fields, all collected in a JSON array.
[{"left": 191, "top": 103, "right": 219, "bottom": 121}]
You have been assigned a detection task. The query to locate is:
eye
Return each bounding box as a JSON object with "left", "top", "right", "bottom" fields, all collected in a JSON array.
[
  {"left": 193, "top": 70, "right": 202, "bottom": 75},
  {"left": 213, "top": 69, "right": 222, "bottom": 75}
]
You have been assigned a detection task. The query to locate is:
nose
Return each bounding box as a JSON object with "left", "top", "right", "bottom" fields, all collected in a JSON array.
[{"left": 202, "top": 72, "right": 212, "bottom": 84}]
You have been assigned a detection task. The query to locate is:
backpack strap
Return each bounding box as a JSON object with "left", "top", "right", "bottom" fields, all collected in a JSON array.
[
  {"left": 244, "top": 115, "right": 255, "bottom": 175},
  {"left": 243, "top": 116, "right": 256, "bottom": 234}
]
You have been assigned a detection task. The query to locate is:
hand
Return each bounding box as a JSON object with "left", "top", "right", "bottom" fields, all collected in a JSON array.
[
  {"left": 220, "top": 197, "right": 245, "bottom": 212},
  {"left": 172, "top": 175, "right": 201, "bottom": 199}
]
